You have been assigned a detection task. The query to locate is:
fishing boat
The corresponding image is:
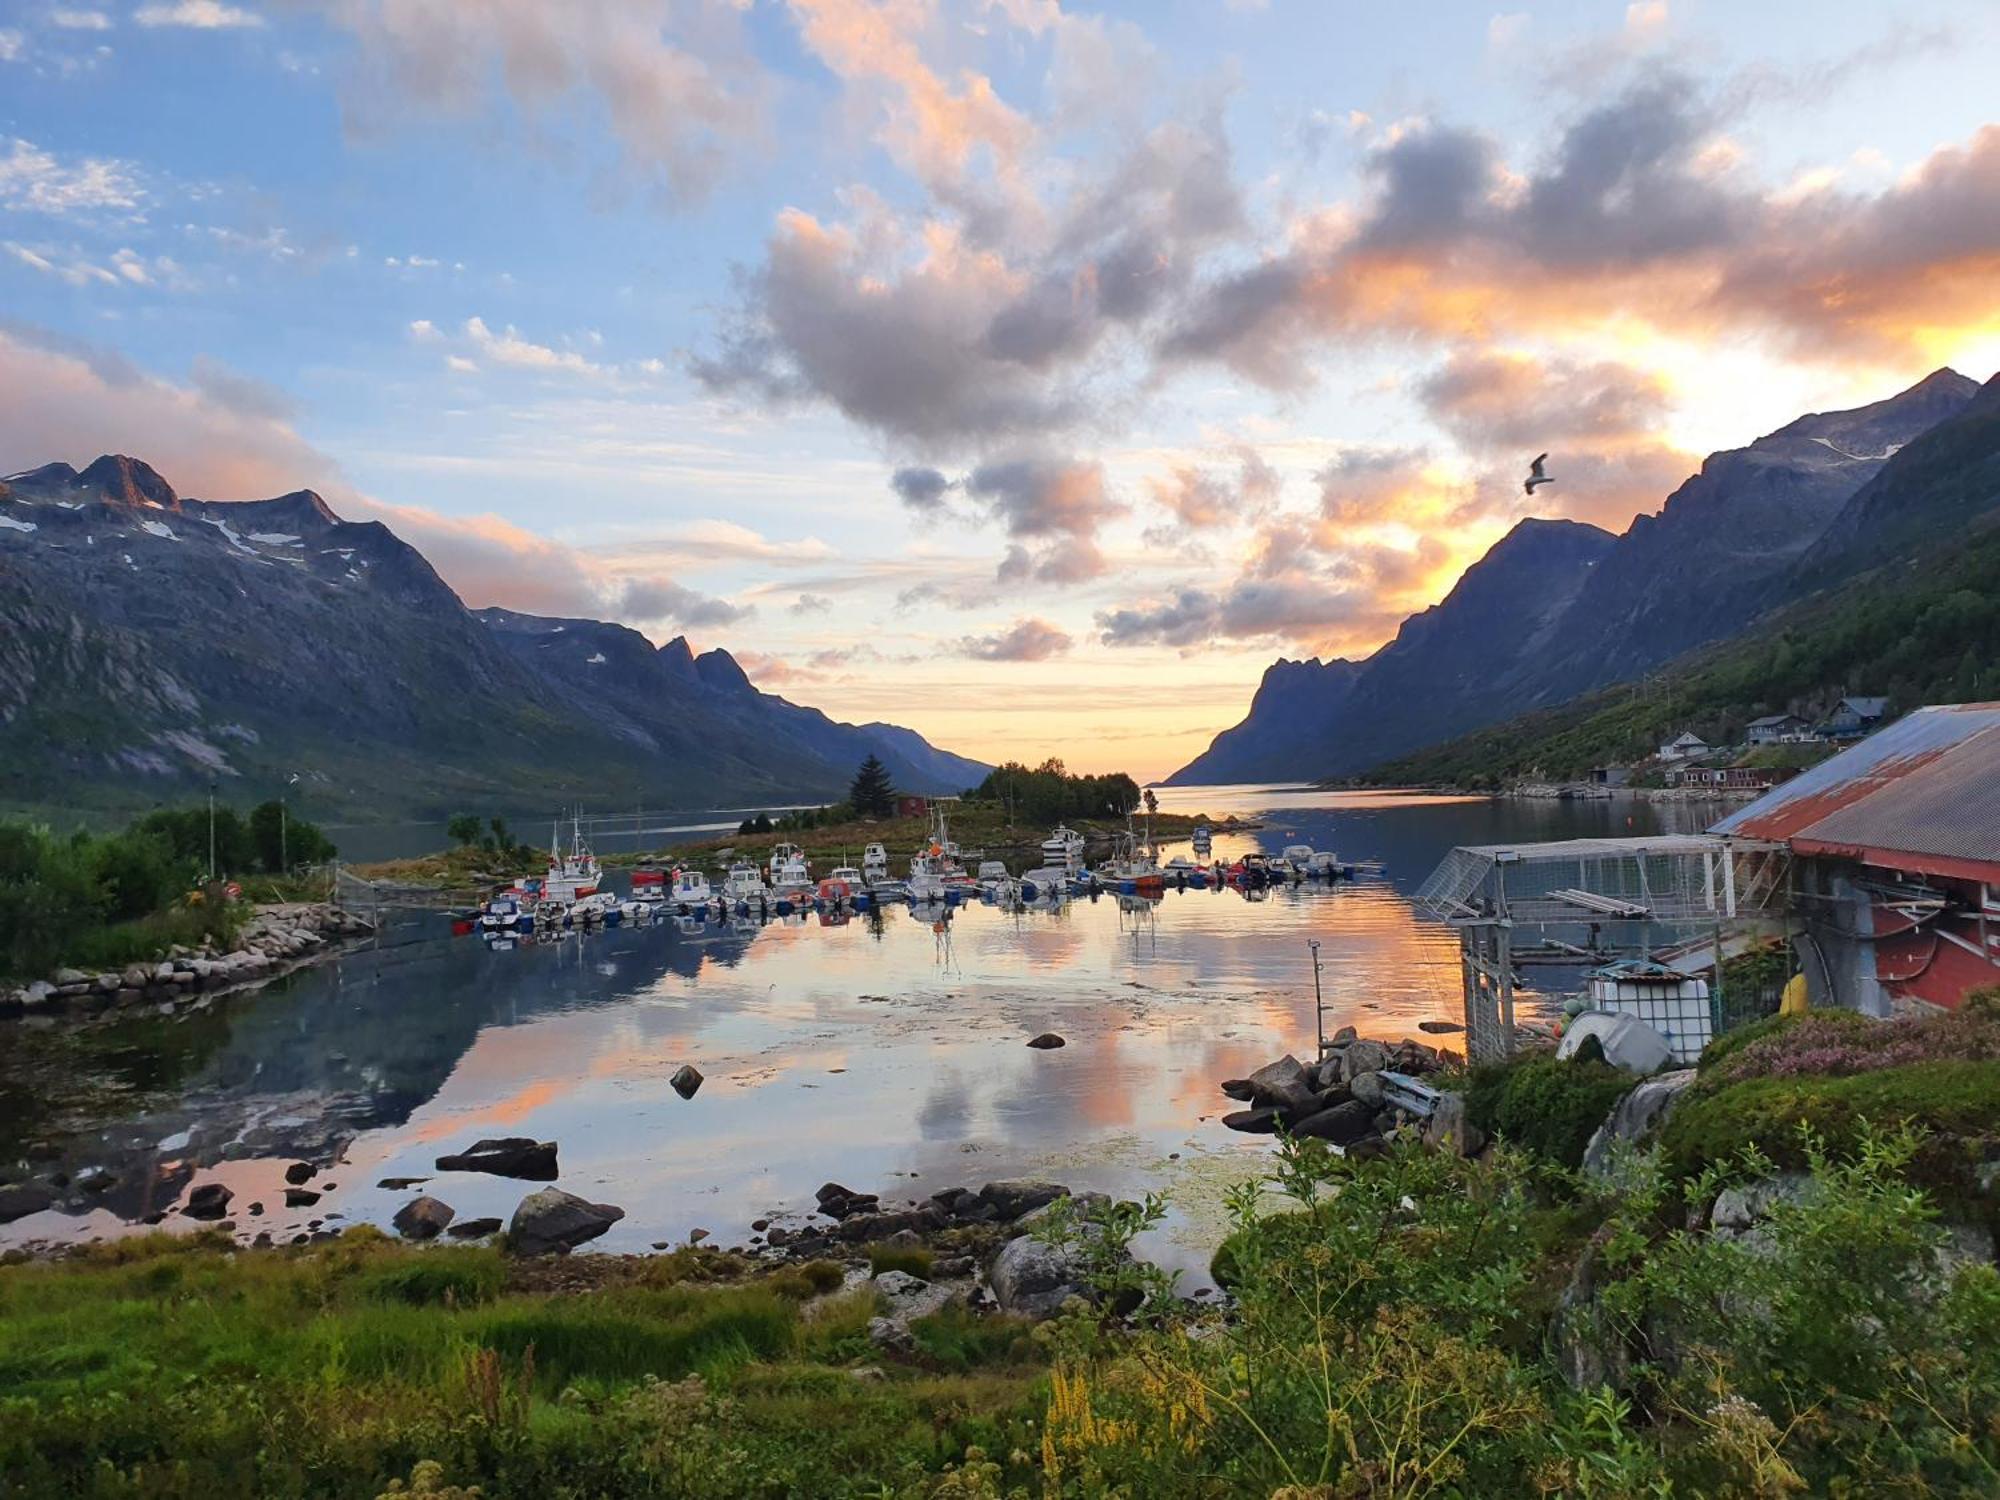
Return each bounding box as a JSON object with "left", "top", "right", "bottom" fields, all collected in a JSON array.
[
  {"left": 1281, "top": 844, "right": 1316, "bottom": 872},
  {"left": 908, "top": 849, "right": 953, "bottom": 903},
  {"left": 1191, "top": 824, "right": 1212, "bottom": 850},
  {"left": 1306, "top": 849, "right": 1342, "bottom": 876},
  {"left": 818, "top": 871, "right": 856, "bottom": 906},
  {"left": 767, "top": 842, "right": 811, "bottom": 888},
  {"left": 1099, "top": 826, "right": 1166, "bottom": 891},
  {"left": 861, "top": 842, "right": 890, "bottom": 883},
  {"left": 975, "top": 859, "right": 1011, "bottom": 891},
  {"left": 477, "top": 891, "right": 534, "bottom": 933},
  {"left": 541, "top": 814, "right": 603, "bottom": 903},
  {"left": 629, "top": 864, "right": 667, "bottom": 903},
  {"left": 1040, "top": 825, "right": 1086, "bottom": 872},
  {"left": 670, "top": 867, "right": 712, "bottom": 906}
]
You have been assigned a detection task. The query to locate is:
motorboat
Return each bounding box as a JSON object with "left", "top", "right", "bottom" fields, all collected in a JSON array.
[
  {"left": 1282, "top": 844, "right": 1316, "bottom": 872},
  {"left": 629, "top": 865, "right": 667, "bottom": 903},
  {"left": 975, "top": 859, "right": 1011, "bottom": 890},
  {"left": 818, "top": 871, "right": 857, "bottom": 905},
  {"left": 861, "top": 842, "right": 890, "bottom": 882},
  {"left": 1040, "top": 825, "right": 1086, "bottom": 872},
  {"left": 722, "top": 862, "right": 770, "bottom": 906},
  {"left": 1191, "top": 824, "right": 1212, "bottom": 849},
  {"left": 770, "top": 844, "right": 812, "bottom": 894},
  {"left": 908, "top": 850, "right": 952, "bottom": 903},
  {"left": 1306, "top": 849, "right": 1343, "bottom": 876},
  {"left": 670, "top": 867, "right": 712, "bottom": 906},
  {"left": 477, "top": 891, "right": 533, "bottom": 933}
]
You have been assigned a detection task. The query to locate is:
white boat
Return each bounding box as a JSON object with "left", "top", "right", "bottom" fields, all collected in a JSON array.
[
  {"left": 769, "top": 842, "right": 812, "bottom": 893},
  {"left": 975, "top": 859, "right": 1011, "bottom": 890},
  {"left": 1307, "top": 849, "right": 1341, "bottom": 875},
  {"left": 722, "top": 862, "right": 769, "bottom": 905},
  {"left": 477, "top": 892, "right": 532, "bottom": 932},
  {"left": 1191, "top": 824, "right": 1212, "bottom": 848},
  {"left": 1165, "top": 855, "right": 1201, "bottom": 875},
  {"left": 670, "top": 867, "right": 712, "bottom": 905},
  {"left": 862, "top": 842, "right": 890, "bottom": 882},
  {"left": 1040, "top": 825, "right": 1086, "bottom": 872},
  {"left": 542, "top": 814, "right": 603, "bottom": 903},
  {"left": 908, "top": 850, "right": 952, "bottom": 903},
  {"left": 1281, "top": 844, "right": 1315, "bottom": 872}
]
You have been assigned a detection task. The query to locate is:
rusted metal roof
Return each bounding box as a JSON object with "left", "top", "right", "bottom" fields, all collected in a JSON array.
[{"left": 1711, "top": 703, "right": 2000, "bottom": 865}]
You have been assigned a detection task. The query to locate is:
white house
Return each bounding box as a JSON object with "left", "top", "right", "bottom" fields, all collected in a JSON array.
[
  {"left": 1657, "top": 731, "right": 1712, "bottom": 763},
  {"left": 1746, "top": 713, "right": 1809, "bottom": 745}
]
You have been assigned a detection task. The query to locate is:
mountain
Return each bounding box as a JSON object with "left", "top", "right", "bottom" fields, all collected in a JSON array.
[
  {"left": 1166, "top": 369, "right": 1980, "bottom": 785},
  {"left": 1168, "top": 518, "right": 1616, "bottom": 784},
  {"left": 1359, "top": 373, "right": 2000, "bottom": 787},
  {"left": 0, "top": 456, "right": 987, "bottom": 821}
]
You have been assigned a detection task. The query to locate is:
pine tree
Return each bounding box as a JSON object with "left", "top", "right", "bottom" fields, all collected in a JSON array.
[{"left": 848, "top": 754, "right": 897, "bottom": 818}]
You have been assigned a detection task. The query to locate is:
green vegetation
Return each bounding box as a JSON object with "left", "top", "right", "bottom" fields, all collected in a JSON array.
[
  {"left": 848, "top": 754, "right": 897, "bottom": 819},
  {"left": 1358, "top": 519, "right": 2000, "bottom": 787},
  {"left": 1463, "top": 1052, "right": 1637, "bottom": 1167},
  {"left": 972, "top": 758, "right": 1141, "bottom": 824},
  {"left": 865, "top": 1242, "right": 935, "bottom": 1278}
]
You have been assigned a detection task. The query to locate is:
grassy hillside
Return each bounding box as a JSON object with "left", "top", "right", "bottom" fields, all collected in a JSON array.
[{"left": 1355, "top": 519, "right": 2000, "bottom": 788}]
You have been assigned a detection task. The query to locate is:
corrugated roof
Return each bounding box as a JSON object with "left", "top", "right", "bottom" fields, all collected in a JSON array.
[
  {"left": 1747, "top": 713, "right": 1803, "bottom": 727},
  {"left": 1712, "top": 703, "right": 2000, "bottom": 862}
]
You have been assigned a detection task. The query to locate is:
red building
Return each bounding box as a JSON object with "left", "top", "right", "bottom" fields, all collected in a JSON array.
[
  {"left": 893, "top": 795, "right": 930, "bottom": 820},
  {"left": 1713, "top": 704, "right": 2000, "bottom": 1013}
]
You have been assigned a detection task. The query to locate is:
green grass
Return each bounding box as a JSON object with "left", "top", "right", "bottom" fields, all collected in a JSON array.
[
  {"left": 866, "top": 1243, "right": 935, "bottom": 1278},
  {"left": 1463, "top": 1054, "right": 1637, "bottom": 1168}
]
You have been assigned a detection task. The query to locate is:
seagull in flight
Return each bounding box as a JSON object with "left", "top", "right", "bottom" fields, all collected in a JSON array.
[{"left": 1524, "top": 453, "right": 1554, "bottom": 496}]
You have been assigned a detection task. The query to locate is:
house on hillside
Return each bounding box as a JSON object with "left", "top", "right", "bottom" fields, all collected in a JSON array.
[
  {"left": 1823, "top": 696, "right": 1889, "bottom": 738},
  {"left": 1665, "top": 766, "right": 1799, "bottom": 792},
  {"left": 1713, "top": 703, "right": 2000, "bottom": 1015},
  {"left": 1657, "top": 731, "right": 1712, "bottom": 763},
  {"left": 1746, "top": 713, "right": 1810, "bottom": 745}
]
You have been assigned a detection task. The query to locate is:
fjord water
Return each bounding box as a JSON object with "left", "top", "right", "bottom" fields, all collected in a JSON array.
[{"left": 0, "top": 789, "right": 1726, "bottom": 1276}]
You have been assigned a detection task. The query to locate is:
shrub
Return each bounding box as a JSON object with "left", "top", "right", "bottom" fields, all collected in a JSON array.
[
  {"left": 866, "top": 1243, "right": 934, "bottom": 1278},
  {"left": 1464, "top": 1054, "right": 1636, "bottom": 1167}
]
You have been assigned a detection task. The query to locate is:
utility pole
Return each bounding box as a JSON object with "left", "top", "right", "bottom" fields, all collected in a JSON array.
[
  {"left": 1308, "top": 938, "right": 1325, "bottom": 1059},
  {"left": 207, "top": 781, "right": 217, "bottom": 883}
]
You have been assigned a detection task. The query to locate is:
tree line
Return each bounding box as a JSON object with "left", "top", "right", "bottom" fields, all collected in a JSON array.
[{"left": 971, "top": 758, "right": 1142, "bottom": 823}]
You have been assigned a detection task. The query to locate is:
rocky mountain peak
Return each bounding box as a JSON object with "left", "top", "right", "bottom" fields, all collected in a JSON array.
[
  {"left": 693, "top": 647, "right": 753, "bottom": 694},
  {"left": 656, "top": 635, "right": 698, "bottom": 678},
  {"left": 77, "top": 455, "right": 180, "bottom": 511}
]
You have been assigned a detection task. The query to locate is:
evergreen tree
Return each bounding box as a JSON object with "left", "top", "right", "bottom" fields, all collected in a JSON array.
[{"left": 848, "top": 754, "right": 897, "bottom": 818}]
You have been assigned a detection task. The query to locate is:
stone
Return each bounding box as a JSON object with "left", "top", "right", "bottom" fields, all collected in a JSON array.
[
  {"left": 1330, "top": 1024, "right": 1358, "bottom": 1044},
  {"left": 392, "top": 1196, "right": 456, "bottom": 1240},
  {"left": 815, "top": 1182, "right": 879, "bottom": 1219},
  {"left": 1582, "top": 1069, "right": 1696, "bottom": 1180},
  {"left": 1218, "top": 1078, "right": 1256, "bottom": 1102},
  {"left": 284, "top": 1162, "right": 315, "bottom": 1185},
  {"left": 0, "top": 1183, "right": 55, "bottom": 1224},
  {"left": 977, "top": 1180, "right": 1068, "bottom": 1219},
  {"left": 378, "top": 1177, "right": 428, "bottom": 1190},
  {"left": 1246, "top": 1055, "right": 1316, "bottom": 1112},
  {"left": 434, "top": 1137, "right": 558, "bottom": 1181},
  {"left": 750, "top": 1218, "right": 770, "bottom": 1232},
  {"left": 883, "top": 1227, "right": 924, "bottom": 1248},
  {"left": 122, "top": 965, "right": 150, "bottom": 990},
  {"left": 833, "top": 1207, "right": 942, "bottom": 1243},
  {"left": 1422, "top": 1092, "right": 1484, "bottom": 1158},
  {"left": 867, "top": 1316, "right": 918, "bottom": 1355},
  {"left": 1348, "top": 1070, "right": 1386, "bottom": 1108},
  {"left": 1340, "top": 1040, "right": 1391, "bottom": 1082},
  {"left": 506, "top": 1188, "right": 625, "bottom": 1256},
  {"left": 284, "top": 1188, "right": 321, "bottom": 1208},
  {"left": 1555, "top": 1226, "right": 1631, "bottom": 1393},
  {"left": 689, "top": 1228, "right": 710, "bottom": 1245},
  {"left": 184, "top": 1182, "right": 233, "bottom": 1220},
  {"left": 1709, "top": 1173, "right": 1815, "bottom": 1233},
  {"left": 670, "top": 1064, "right": 703, "bottom": 1100},
  {"left": 53, "top": 968, "right": 86, "bottom": 985},
  {"left": 988, "top": 1228, "right": 1129, "bottom": 1321},
  {"left": 1026, "top": 1032, "right": 1066, "bottom": 1049},
  {"left": 1222, "top": 1107, "right": 1281, "bottom": 1134},
  {"left": 1292, "top": 1099, "right": 1377, "bottom": 1145},
  {"left": 765, "top": 1225, "right": 791, "bottom": 1248},
  {"left": 76, "top": 1167, "right": 114, "bottom": 1194}
]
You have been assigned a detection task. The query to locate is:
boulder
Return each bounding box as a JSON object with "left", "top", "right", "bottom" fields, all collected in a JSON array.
[
  {"left": 1423, "top": 1092, "right": 1484, "bottom": 1157},
  {"left": 392, "top": 1196, "right": 456, "bottom": 1240},
  {"left": 0, "top": 1183, "right": 55, "bottom": 1224},
  {"left": 1246, "top": 1055, "right": 1316, "bottom": 1111},
  {"left": 53, "top": 968, "right": 85, "bottom": 986},
  {"left": 815, "top": 1182, "right": 879, "bottom": 1219},
  {"left": 122, "top": 965, "right": 150, "bottom": 990},
  {"left": 834, "top": 1207, "right": 942, "bottom": 1243},
  {"left": 670, "top": 1065, "right": 703, "bottom": 1100},
  {"left": 977, "top": 1180, "right": 1067, "bottom": 1220},
  {"left": 434, "top": 1137, "right": 558, "bottom": 1181},
  {"left": 184, "top": 1182, "right": 233, "bottom": 1220},
  {"left": 1555, "top": 1226, "right": 1632, "bottom": 1393},
  {"left": 988, "top": 1233, "right": 1096, "bottom": 1320},
  {"left": 284, "top": 1188, "right": 321, "bottom": 1208},
  {"left": 378, "top": 1176, "right": 428, "bottom": 1190},
  {"left": 446, "top": 1217, "right": 503, "bottom": 1239},
  {"left": 1582, "top": 1069, "right": 1695, "bottom": 1180},
  {"left": 1222, "top": 1107, "right": 1281, "bottom": 1134},
  {"left": 1348, "top": 1070, "right": 1386, "bottom": 1108},
  {"left": 1218, "top": 1078, "right": 1255, "bottom": 1101},
  {"left": 1292, "top": 1099, "right": 1377, "bottom": 1145},
  {"left": 1709, "top": 1173, "right": 1816, "bottom": 1233},
  {"left": 1026, "top": 1033, "right": 1066, "bottom": 1049},
  {"left": 1330, "top": 1024, "right": 1358, "bottom": 1044},
  {"left": 506, "top": 1188, "right": 625, "bottom": 1256},
  {"left": 283, "top": 1162, "right": 315, "bottom": 1185},
  {"left": 1340, "top": 1040, "right": 1391, "bottom": 1082}
]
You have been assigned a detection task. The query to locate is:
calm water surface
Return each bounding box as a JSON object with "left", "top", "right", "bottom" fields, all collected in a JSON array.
[{"left": 0, "top": 789, "right": 1728, "bottom": 1277}]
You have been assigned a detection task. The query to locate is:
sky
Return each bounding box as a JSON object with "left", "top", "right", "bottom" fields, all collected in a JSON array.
[{"left": 3, "top": 1, "right": 1999, "bottom": 782}]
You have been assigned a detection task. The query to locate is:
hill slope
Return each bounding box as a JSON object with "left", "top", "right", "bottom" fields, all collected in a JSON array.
[{"left": 0, "top": 457, "right": 987, "bottom": 821}]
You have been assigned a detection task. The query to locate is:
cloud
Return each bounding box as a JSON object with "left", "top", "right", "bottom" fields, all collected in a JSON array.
[
  {"left": 1148, "top": 445, "right": 1279, "bottom": 530},
  {"left": 788, "top": 592, "right": 832, "bottom": 615},
  {"left": 135, "top": 1, "right": 263, "bottom": 27},
  {"left": 1415, "top": 350, "right": 1670, "bottom": 451},
  {"left": 1314, "top": 446, "right": 1437, "bottom": 528},
  {"left": 616, "top": 576, "right": 751, "bottom": 628},
  {"left": 309, "top": 0, "right": 769, "bottom": 207},
  {"left": 461, "top": 316, "right": 605, "bottom": 377},
  {"left": 0, "top": 30, "right": 22, "bottom": 62},
  {"left": 956, "top": 616, "right": 1073, "bottom": 661},
  {"left": 889, "top": 464, "right": 953, "bottom": 512},
  {"left": 50, "top": 10, "right": 113, "bottom": 30},
  {"left": 0, "top": 137, "right": 143, "bottom": 215},
  {"left": 964, "top": 452, "right": 1119, "bottom": 538}
]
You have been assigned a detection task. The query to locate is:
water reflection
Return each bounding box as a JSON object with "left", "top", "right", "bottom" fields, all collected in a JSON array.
[{"left": 1, "top": 790, "right": 1733, "bottom": 1272}]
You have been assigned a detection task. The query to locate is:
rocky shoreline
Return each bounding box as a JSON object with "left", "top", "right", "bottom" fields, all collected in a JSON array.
[
  {"left": 0, "top": 903, "right": 374, "bottom": 1023},
  {"left": 1216, "top": 1027, "right": 1473, "bottom": 1154}
]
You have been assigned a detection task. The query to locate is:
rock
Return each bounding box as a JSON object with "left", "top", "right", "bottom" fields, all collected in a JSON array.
[
  {"left": 815, "top": 1182, "right": 879, "bottom": 1219},
  {"left": 252, "top": 1231, "right": 273, "bottom": 1248},
  {"left": 670, "top": 1064, "right": 703, "bottom": 1100},
  {"left": 977, "top": 1180, "right": 1068, "bottom": 1220},
  {"left": 506, "top": 1188, "right": 625, "bottom": 1256},
  {"left": 1292, "top": 1099, "right": 1377, "bottom": 1145},
  {"left": 377, "top": 1177, "right": 428, "bottom": 1190},
  {"left": 1348, "top": 1070, "right": 1386, "bottom": 1108},
  {"left": 1017, "top": 1192, "right": 1109, "bottom": 1231},
  {"left": 868, "top": 1316, "right": 918, "bottom": 1354},
  {"left": 1026, "top": 1032, "right": 1066, "bottom": 1049},
  {"left": 883, "top": 1227, "right": 924, "bottom": 1248},
  {"left": 1218, "top": 1078, "right": 1256, "bottom": 1101},
  {"left": 934, "top": 1255, "right": 976, "bottom": 1279},
  {"left": 285, "top": 1188, "right": 321, "bottom": 1208},
  {"left": 1330, "top": 1024, "right": 1358, "bottom": 1044},
  {"left": 1246, "top": 1054, "right": 1316, "bottom": 1111},
  {"left": 122, "top": 965, "right": 150, "bottom": 990},
  {"left": 283, "top": 1162, "right": 315, "bottom": 1185},
  {"left": 1709, "top": 1173, "right": 1816, "bottom": 1233},
  {"left": 1340, "top": 1040, "right": 1391, "bottom": 1082},
  {"left": 1555, "top": 1226, "right": 1632, "bottom": 1393},
  {"left": 184, "top": 1182, "right": 233, "bottom": 1220},
  {"left": 0, "top": 1183, "right": 55, "bottom": 1224},
  {"left": 849, "top": 1365, "right": 888, "bottom": 1382},
  {"left": 76, "top": 1167, "right": 114, "bottom": 1194},
  {"left": 689, "top": 1228, "right": 710, "bottom": 1245},
  {"left": 750, "top": 1217, "right": 770, "bottom": 1232},
  {"left": 53, "top": 968, "right": 85, "bottom": 986},
  {"left": 392, "top": 1196, "right": 456, "bottom": 1240},
  {"left": 1222, "top": 1107, "right": 1282, "bottom": 1134},
  {"left": 1422, "top": 1092, "right": 1484, "bottom": 1157},
  {"left": 833, "top": 1207, "right": 942, "bottom": 1243},
  {"left": 445, "top": 1216, "right": 503, "bottom": 1239},
  {"left": 988, "top": 1227, "right": 1129, "bottom": 1320},
  {"left": 1582, "top": 1069, "right": 1696, "bottom": 1180},
  {"left": 765, "top": 1225, "right": 791, "bottom": 1247},
  {"left": 434, "top": 1137, "right": 558, "bottom": 1181}
]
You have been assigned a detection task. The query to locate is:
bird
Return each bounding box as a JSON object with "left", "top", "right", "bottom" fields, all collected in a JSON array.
[{"left": 1524, "top": 453, "right": 1554, "bottom": 495}]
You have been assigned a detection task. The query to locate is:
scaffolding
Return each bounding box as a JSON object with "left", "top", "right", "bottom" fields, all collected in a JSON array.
[{"left": 1414, "top": 835, "right": 1791, "bottom": 1061}]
